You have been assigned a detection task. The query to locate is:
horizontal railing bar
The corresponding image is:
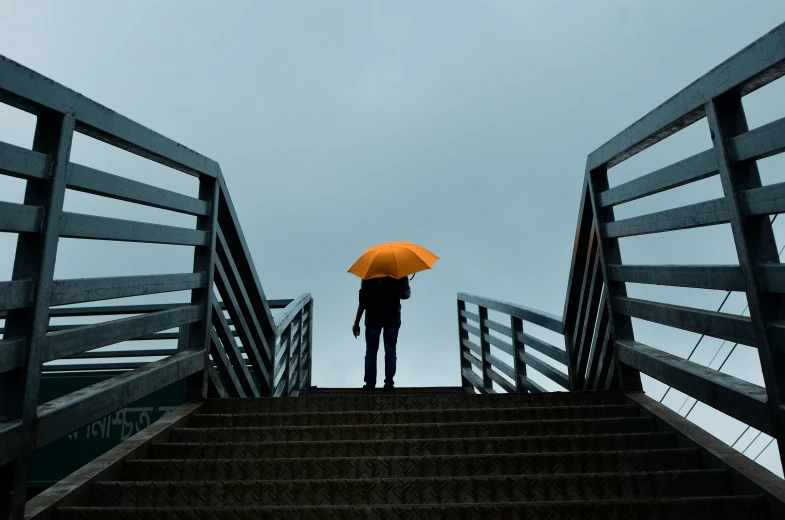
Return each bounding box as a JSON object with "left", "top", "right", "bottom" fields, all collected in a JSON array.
[
  {"left": 615, "top": 296, "right": 754, "bottom": 345},
  {"left": 458, "top": 293, "right": 563, "bottom": 333},
  {"left": 0, "top": 141, "right": 49, "bottom": 180},
  {"left": 603, "top": 198, "right": 728, "bottom": 238},
  {"left": 519, "top": 350, "right": 570, "bottom": 389},
  {"left": 483, "top": 331, "right": 514, "bottom": 356},
  {"left": 741, "top": 181, "right": 785, "bottom": 216},
  {"left": 616, "top": 340, "right": 772, "bottom": 435},
  {"left": 42, "top": 361, "right": 150, "bottom": 372},
  {"left": 67, "top": 163, "right": 210, "bottom": 216},
  {"left": 461, "top": 338, "right": 482, "bottom": 357},
  {"left": 767, "top": 321, "right": 785, "bottom": 351},
  {"left": 49, "top": 273, "right": 206, "bottom": 306},
  {"left": 0, "top": 201, "right": 43, "bottom": 233},
  {"left": 599, "top": 149, "right": 717, "bottom": 208},
  {"left": 0, "top": 420, "right": 23, "bottom": 468},
  {"left": 461, "top": 367, "right": 484, "bottom": 391},
  {"left": 462, "top": 350, "right": 482, "bottom": 369},
  {"left": 35, "top": 350, "right": 204, "bottom": 449},
  {"left": 0, "top": 338, "right": 25, "bottom": 375},
  {"left": 760, "top": 264, "right": 785, "bottom": 294},
  {"left": 273, "top": 294, "right": 312, "bottom": 336},
  {"left": 62, "top": 348, "right": 176, "bottom": 359},
  {"left": 460, "top": 321, "right": 481, "bottom": 338},
  {"left": 517, "top": 332, "right": 568, "bottom": 365},
  {"left": 487, "top": 354, "right": 516, "bottom": 380},
  {"left": 59, "top": 212, "right": 208, "bottom": 246},
  {"left": 0, "top": 279, "right": 33, "bottom": 311},
  {"left": 459, "top": 309, "right": 480, "bottom": 323},
  {"left": 607, "top": 264, "right": 745, "bottom": 291},
  {"left": 587, "top": 22, "right": 785, "bottom": 170},
  {"left": 0, "top": 54, "right": 220, "bottom": 178},
  {"left": 481, "top": 317, "right": 513, "bottom": 338},
  {"left": 519, "top": 375, "right": 546, "bottom": 393},
  {"left": 730, "top": 114, "right": 785, "bottom": 162},
  {"left": 43, "top": 305, "right": 204, "bottom": 363},
  {"left": 485, "top": 367, "right": 516, "bottom": 393}
]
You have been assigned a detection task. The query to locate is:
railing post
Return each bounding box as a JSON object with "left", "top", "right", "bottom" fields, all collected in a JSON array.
[
  {"left": 511, "top": 316, "right": 526, "bottom": 392},
  {"left": 586, "top": 165, "right": 642, "bottom": 391},
  {"left": 181, "top": 176, "right": 220, "bottom": 400},
  {"left": 282, "top": 324, "right": 292, "bottom": 396},
  {"left": 305, "top": 300, "right": 313, "bottom": 389},
  {"left": 707, "top": 94, "right": 785, "bottom": 471},
  {"left": 457, "top": 299, "right": 472, "bottom": 390},
  {"left": 478, "top": 306, "right": 493, "bottom": 392},
  {"left": 0, "top": 111, "right": 74, "bottom": 520}
]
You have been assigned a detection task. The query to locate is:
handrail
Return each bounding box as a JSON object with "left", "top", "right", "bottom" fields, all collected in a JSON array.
[
  {"left": 460, "top": 22, "right": 785, "bottom": 474},
  {"left": 0, "top": 53, "right": 312, "bottom": 517},
  {"left": 457, "top": 293, "right": 568, "bottom": 394}
]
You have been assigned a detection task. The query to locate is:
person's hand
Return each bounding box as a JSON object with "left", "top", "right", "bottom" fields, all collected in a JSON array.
[{"left": 352, "top": 322, "right": 361, "bottom": 338}]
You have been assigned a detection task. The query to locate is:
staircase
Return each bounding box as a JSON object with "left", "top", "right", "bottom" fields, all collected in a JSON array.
[{"left": 53, "top": 388, "right": 777, "bottom": 519}]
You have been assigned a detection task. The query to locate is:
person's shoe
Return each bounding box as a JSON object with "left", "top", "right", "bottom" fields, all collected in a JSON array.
[
  {"left": 383, "top": 385, "right": 395, "bottom": 392},
  {"left": 363, "top": 384, "right": 375, "bottom": 391}
]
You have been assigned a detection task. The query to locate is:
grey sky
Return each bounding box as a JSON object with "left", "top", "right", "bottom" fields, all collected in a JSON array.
[{"left": 2, "top": 1, "right": 785, "bottom": 475}]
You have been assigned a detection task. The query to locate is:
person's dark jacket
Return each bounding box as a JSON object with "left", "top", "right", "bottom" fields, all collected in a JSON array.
[{"left": 359, "top": 276, "right": 411, "bottom": 320}]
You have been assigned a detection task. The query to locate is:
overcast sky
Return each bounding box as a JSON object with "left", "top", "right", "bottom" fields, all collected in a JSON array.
[{"left": 2, "top": 1, "right": 785, "bottom": 475}]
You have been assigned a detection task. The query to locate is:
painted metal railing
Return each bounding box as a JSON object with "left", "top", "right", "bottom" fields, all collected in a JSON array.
[
  {"left": 0, "top": 53, "right": 311, "bottom": 517},
  {"left": 459, "top": 22, "right": 785, "bottom": 472}
]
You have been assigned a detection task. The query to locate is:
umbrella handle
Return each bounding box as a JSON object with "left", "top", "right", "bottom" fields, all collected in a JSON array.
[{"left": 410, "top": 273, "right": 415, "bottom": 280}]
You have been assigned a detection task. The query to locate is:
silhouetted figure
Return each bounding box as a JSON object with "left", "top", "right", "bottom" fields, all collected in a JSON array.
[{"left": 352, "top": 276, "right": 411, "bottom": 390}]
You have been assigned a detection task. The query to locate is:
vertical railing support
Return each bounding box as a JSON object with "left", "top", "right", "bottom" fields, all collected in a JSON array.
[
  {"left": 478, "top": 306, "right": 493, "bottom": 392},
  {"left": 707, "top": 94, "right": 785, "bottom": 471},
  {"left": 0, "top": 112, "right": 74, "bottom": 520},
  {"left": 457, "top": 300, "right": 472, "bottom": 390},
  {"left": 181, "top": 177, "right": 220, "bottom": 400},
  {"left": 586, "top": 166, "right": 642, "bottom": 391},
  {"left": 305, "top": 300, "right": 313, "bottom": 389},
  {"left": 511, "top": 316, "right": 526, "bottom": 392}
]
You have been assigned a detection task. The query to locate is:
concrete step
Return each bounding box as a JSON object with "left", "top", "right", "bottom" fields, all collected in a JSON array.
[
  {"left": 171, "top": 417, "right": 655, "bottom": 443},
  {"left": 305, "top": 386, "right": 466, "bottom": 395},
  {"left": 205, "top": 391, "right": 629, "bottom": 414},
  {"left": 57, "top": 496, "right": 768, "bottom": 520},
  {"left": 148, "top": 431, "right": 678, "bottom": 459},
  {"left": 92, "top": 470, "right": 730, "bottom": 507},
  {"left": 189, "top": 404, "right": 640, "bottom": 428},
  {"left": 123, "top": 448, "right": 701, "bottom": 481}
]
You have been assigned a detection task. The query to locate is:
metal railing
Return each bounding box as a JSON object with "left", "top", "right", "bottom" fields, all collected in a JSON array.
[
  {"left": 459, "top": 22, "right": 785, "bottom": 472},
  {"left": 0, "top": 53, "right": 312, "bottom": 516}
]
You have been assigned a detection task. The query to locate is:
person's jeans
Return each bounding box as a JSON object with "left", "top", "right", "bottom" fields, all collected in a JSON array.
[{"left": 364, "top": 313, "right": 401, "bottom": 388}]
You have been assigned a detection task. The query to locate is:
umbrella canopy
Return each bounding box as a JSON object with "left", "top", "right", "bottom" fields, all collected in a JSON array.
[{"left": 348, "top": 241, "right": 438, "bottom": 280}]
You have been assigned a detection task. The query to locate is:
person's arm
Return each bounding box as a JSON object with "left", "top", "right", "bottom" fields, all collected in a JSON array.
[{"left": 353, "top": 281, "right": 366, "bottom": 338}]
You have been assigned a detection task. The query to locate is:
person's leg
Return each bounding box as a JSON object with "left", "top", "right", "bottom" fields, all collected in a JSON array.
[
  {"left": 364, "top": 315, "right": 382, "bottom": 388},
  {"left": 382, "top": 315, "right": 401, "bottom": 389}
]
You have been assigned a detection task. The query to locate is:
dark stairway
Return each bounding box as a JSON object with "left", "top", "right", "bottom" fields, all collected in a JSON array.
[{"left": 57, "top": 388, "right": 775, "bottom": 519}]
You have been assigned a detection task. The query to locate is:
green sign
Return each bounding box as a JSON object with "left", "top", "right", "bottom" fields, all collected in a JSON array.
[{"left": 28, "top": 372, "right": 186, "bottom": 494}]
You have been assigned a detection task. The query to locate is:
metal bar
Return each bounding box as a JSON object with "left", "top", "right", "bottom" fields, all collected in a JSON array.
[
  {"left": 0, "top": 201, "right": 43, "bottom": 233},
  {"left": 741, "top": 182, "right": 785, "bottom": 216},
  {"left": 274, "top": 294, "right": 312, "bottom": 336},
  {"left": 216, "top": 227, "right": 273, "bottom": 372},
  {"left": 0, "top": 54, "right": 221, "bottom": 178},
  {"left": 574, "top": 248, "right": 603, "bottom": 389},
  {"left": 760, "top": 264, "right": 785, "bottom": 294},
  {"left": 460, "top": 321, "right": 481, "bottom": 339},
  {"left": 516, "top": 332, "right": 569, "bottom": 365},
  {"left": 591, "top": 314, "right": 614, "bottom": 391},
  {"left": 62, "top": 348, "right": 176, "bottom": 359},
  {"left": 461, "top": 367, "right": 484, "bottom": 393},
  {"left": 519, "top": 374, "right": 546, "bottom": 393},
  {"left": 208, "top": 328, "right": 245, "bottom": 398},
  {"left": 729, "top": 114, "right": 785, "bottom": 162},
  {"left": 519, "top": 350, "right": 570, "bottom": 389},
  {"left": 458, "top": 293, "right": 563, "bottom": 333},
  {"left": 42, "top": 361, "right": 149, "bottom": 372},
  {"left": 603, "top": 197, "right": 728, "bottom": 238},
  {"left": 598, "top": 149, "right": 718, "bottom": 207},
  {"left": 303, "top": 300, "right": 313, "bottom": 389},
  {"left": 586, "top": 164, "right": 642, "bottom": 390},
  {"left": 0, "top": 280, "right": 33, "bottom": 312},
  {"left": 205, "top": 363, "right": 228, "bottom": 398},
  {"left": 0, "top": 338, "right": 25, "bottom": 380},
  {"left": 707, "top": 94, "right": 785, "bottom": 470},
  {"left": 481, "top": 331, "right": 514, "bottom": 357},
  {"left": 570, "top": 223, "right": 598, "bottom": 367},
  {"left": 0, "top": 112, "right": 74, "bottom": 520},
  {"left": 481, "top": 317, "right": 512, "bottom": 338},
  {"left": 608, "top": 264, "right": 745, "bottom": 291},
  {"left": 213, "top": 256, "right": 270, "bottom": 393},
  {"left": 459, "top": 309, "right": 480, "bottom": 323},
  {"left": 586, "top": 22, "right": 785, "bottom": 170},
  {"left": 583, "top": 291, "right": 609, "bottom": 391},
  {"left": 66, "top": 163, "right": 210, "bottom": 216},
  {"left": 511, "top": 316, "right": 526, "bottom": 392},
  {"left": 40, "top": 305, "right": 203, "bottom": 365},
  {"left": 0, "top": 141, "right": 49, "bottom": 180},
  {"left": 615, "top": 296, "right": 754, "bottom": 346},
  {"left": 478, "top": 306, "right": 492, "bottom": 391},
  {"left": 462, "top": 350, "right": 482, "bottom": 369},
  {"left": 487, "top": 354, "right": 516, "bottom": 380},
  {"left": 461, "top": 338, "right": 482, "bottom": 357},
  {"left": 59, "top": 212, "right": 208, "bottom": 246},
  {"left": 485, "top": 367, "right": 516, "bottom": 393},
  {"left": 616, "top": 340, "right": 772, "bottom": 435},
  {"left": 49, "top": 273, "right": 206, "bottom": 306},
  {"left": 211, "top": 301, "right": 259, "bottom": 397},
  {"left": 458, "top": 300, "right": 471, "bottom": 389}
]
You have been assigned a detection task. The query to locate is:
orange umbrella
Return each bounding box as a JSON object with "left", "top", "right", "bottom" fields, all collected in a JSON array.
[{"left": 348, "top": 241, "right": 439, "bottom": 280}]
